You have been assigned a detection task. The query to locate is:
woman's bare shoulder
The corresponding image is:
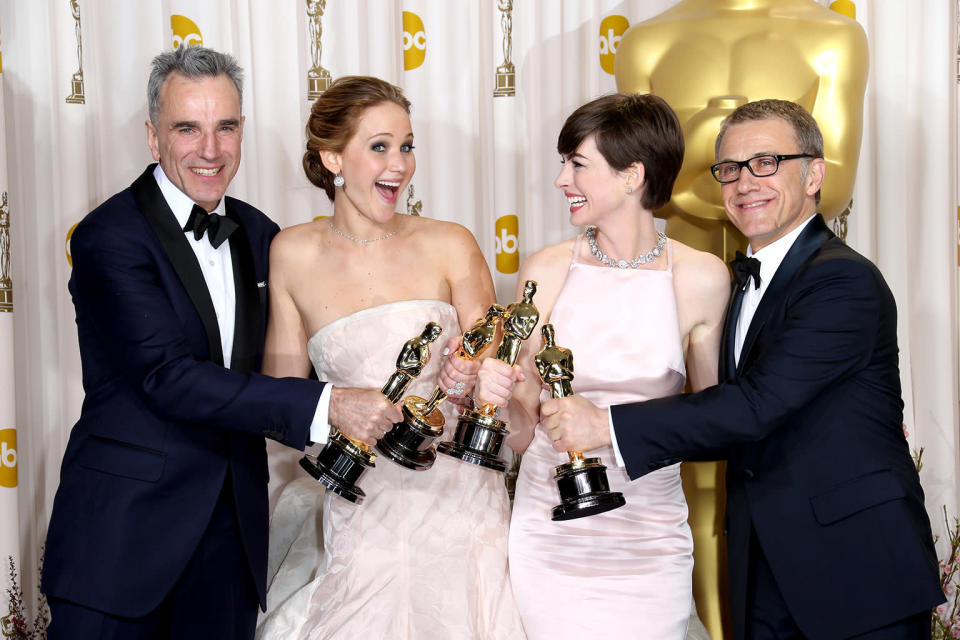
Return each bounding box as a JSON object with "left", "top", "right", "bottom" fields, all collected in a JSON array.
[
  {"left": 406, "top": 216, "right": 479, "bottom": 246},
  {"left": 671, "top": 240, "right": 730, "bottom": 291},
  {"left": 270, "top": 220, "right": 325, "bottom": 265},
  {"left": 523, "top": 236, "right": 577, "bottom": 275}
]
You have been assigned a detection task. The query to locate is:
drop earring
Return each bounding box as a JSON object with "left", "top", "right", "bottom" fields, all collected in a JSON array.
[{"left": 333, "top": 172, "right": 345, "bottom": 187}]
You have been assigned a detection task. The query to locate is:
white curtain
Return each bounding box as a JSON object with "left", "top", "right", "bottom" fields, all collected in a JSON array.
[
  {"left": 0, "top": 0, "right": 956, "bottom": 624},
  {"left": 0, "top": 55, "right": 22, "bottom": 609}
]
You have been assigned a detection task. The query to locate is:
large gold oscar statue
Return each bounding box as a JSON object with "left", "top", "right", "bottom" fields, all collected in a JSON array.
[
  {"left": 616, "top": 0, "right": 867, "bottom": 261},
  {"left": 614, "top": 2, "right": 868, "bottom": 637}
]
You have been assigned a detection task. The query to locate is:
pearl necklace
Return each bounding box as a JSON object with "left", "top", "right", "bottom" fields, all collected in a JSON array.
[
  {"left": 586, "top": 226, "right": 666, "bottom": 268},
  {"left": 326, "top": 217, "right": 401, "bottom": 244}
]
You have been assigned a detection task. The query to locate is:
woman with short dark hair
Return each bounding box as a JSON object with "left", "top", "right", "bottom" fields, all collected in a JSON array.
[{"left": 476, "top": 93, "right": 729, "bottom": 638}]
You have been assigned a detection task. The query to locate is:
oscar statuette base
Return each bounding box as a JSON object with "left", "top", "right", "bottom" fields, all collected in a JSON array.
[
  {"left": 376, "top": 396, "right": 445, "bottom": 471},
  {"left": 551, "top": 457, "right": 626, "bottom": 521},
  {"left": 436, "top": 409, "right": 508, "bottom": 472},
  {"left": 299, "top": 432, "right": 375, "bottom": 504}
]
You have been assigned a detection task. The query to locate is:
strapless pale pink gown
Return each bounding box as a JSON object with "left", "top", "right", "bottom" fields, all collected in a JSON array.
[
  {"left": 509, "top": 237, "right": 693, "bottom": 639},
  {"left": 258, "top": 300, "right": 525, "bottom": 640}
]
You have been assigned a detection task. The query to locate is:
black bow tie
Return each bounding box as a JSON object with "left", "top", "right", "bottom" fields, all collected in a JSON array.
[
  {"left": 731, "top": 251, "right": 761, "bottom": 291},
  {"left": 183, "top": 204, "right": 238, "bottom": 249}
]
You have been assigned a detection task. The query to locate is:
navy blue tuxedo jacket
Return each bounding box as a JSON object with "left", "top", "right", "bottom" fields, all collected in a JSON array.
[
  {"left": 42, "top": 165, "right": 323, "bottom": 617},
  {"left": 610, "top": 215, "right": 942, "bottom": 639}
]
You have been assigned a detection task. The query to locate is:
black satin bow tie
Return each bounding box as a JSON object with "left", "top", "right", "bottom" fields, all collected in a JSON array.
[
  {"left": 183, "top": 204, "right": 238, "bottom": 249},
  {"left": 731, "top": 251, "right": 761, "bottom": 291}
]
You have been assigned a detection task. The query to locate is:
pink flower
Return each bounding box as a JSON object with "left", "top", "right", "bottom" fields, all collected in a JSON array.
[
  {"left": 946, "top": 583, "right": 956, "bottom": 596},
  {"left": 952, "top": 627, "right": 960, "bottom": 638},
  {"left": 938, "top": 603, "right": 949, "bottom": 615}
]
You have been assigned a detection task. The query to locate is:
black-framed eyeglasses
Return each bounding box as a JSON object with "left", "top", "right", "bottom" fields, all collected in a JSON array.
[{"left": 710, "top": 154, "right": 814, "bottom": 184}]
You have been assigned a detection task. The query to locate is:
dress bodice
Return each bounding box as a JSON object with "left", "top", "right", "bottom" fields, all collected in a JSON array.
[
  {"left": 307, "top": 299, "right": 459, "bottom": 398},
  {"left": 548, "top": 234, "right": 685, "bottom": 408}
]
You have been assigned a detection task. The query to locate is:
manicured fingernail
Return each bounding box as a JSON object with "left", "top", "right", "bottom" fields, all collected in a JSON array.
[{"left": 442, "top": 348, "right": 450, "bottom": 355}]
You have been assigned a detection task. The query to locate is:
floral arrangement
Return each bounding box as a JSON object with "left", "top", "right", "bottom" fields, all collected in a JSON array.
[
  {"left": 913, "top": 446, "right": 960, "bottom": 638},
  {"left": 2, "top": 554, "right": 48, "bottom": 640},
  {"left": 932, "top": 504, "right": 960, "bottom": 638}
]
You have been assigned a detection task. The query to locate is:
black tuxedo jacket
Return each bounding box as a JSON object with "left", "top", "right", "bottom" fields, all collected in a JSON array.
[
  {"left": 42, "top": 165, "right": 323, "bottom": 617},
  {"left": 610, "top": 215, "right": 942, "bottom": 639}
]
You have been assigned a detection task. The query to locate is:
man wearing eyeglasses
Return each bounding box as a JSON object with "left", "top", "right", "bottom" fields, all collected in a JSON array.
[{"left": 543, "top": 99, "right": 942, "bottom": 639}]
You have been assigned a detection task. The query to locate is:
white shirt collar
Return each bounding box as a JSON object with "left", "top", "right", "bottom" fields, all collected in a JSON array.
[
  {"left": 152, "top": 164, "right": 225, "bottom": 228},
  {"left": 747, "top": 214, "right": 816, "bottom": 288}
]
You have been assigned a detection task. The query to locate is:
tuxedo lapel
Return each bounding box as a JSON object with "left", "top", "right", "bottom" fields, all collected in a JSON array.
[
  {"left": 130, "top": 164, "right": 225, "bottom": 366},
  {"left": 719, "top": 281, "right": 742, "bottom": 381},
  {"left": 736, "top": 214, "right": 834, "bottom": 374},
  {"left": 224, "top": 201, "right": 261, "bottom": 374}
]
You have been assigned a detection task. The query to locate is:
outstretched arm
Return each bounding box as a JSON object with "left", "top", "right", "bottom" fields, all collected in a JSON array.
[
  {"left": 70, "top": 214, "right": 320, "bottom": 448},
  {"left": 262, "top": 231, "right": 400, "bottom": 446}
]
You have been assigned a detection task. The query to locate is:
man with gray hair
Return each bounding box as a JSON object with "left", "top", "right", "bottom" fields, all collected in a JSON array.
[{"left": 42, "top": 46, "right": 399, "bottom": 639}]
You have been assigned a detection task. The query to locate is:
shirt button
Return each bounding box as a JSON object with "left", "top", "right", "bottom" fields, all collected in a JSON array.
[{"left": 209, "top": 259, "right": 216, "bottom": 267}]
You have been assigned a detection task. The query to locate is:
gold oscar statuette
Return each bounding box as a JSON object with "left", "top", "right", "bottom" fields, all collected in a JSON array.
[
  {"left": 493, "top": 0, "right": 515, "bottom": 97},
  {"left": 439, "top": 282, "right": 539, "bottom": 472},
  {"left": 614, "top": 4, "right": 867, "bottom": 634},
  {"left": 300, "top": 322, "right": 443, "bottom": 503},
  {"left": 535, "top": 324, "right": 625, "bottom": 521},
  {"left": 65, "top": 0, "right": 85, "bottom": 104},
  {"left": 306, "top": 0, "right": 333, "bottom": 99},
  {"left": 378, "top": 305, "right": 507, "bottom": 470},
  {"left": 0, "top": 194, "right": 11, "bottom": 312}
]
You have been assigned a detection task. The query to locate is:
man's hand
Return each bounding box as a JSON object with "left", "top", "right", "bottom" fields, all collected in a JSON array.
[
  {"left": 475, "top": 358, "right": 524, "bottom": 408},
  {"left": 328, "top": 387, "right": 402, "bottom": 446},
  {"left": 541, "top": 395, "right": 611, "bottom": 452}
]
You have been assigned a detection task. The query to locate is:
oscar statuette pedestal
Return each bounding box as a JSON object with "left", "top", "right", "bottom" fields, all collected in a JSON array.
[
  {"left": 439, "top": 282, "right": 539, "bottom": 472},
  {"left": 376, "top": 388, "right": 446, "bottom": 471},
  {"left": 535, "top": 323, "right": 625, "bottom": 521},
  {"left": 300, "top": 322, "right": 443, "bottom": 503},
  {"left": 378, "top": 304, "right": 506, "bottom": 471}
]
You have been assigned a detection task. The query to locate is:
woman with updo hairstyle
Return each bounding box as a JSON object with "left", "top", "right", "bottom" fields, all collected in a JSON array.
[
  {"left": 259, "top": 76, "right": 524, "bottom": 639},
  {"left": 473, "top": 93, "right": 729, "bottom": 638}
]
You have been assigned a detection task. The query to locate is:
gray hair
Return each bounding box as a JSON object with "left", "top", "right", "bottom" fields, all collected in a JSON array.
[
  {"left": 715, "top": 99, "right": 824, "bottom": 204},
  {"left": 715, "top": 99, "right": 824, "bottom": 161},
  {"left": 147, "top": 46, "right": 244, "bottom": 125}
]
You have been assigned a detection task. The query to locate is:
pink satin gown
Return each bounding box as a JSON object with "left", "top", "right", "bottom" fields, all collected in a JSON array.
[{"left": 509, "top": 236, "right": 694, "bottom": 639}]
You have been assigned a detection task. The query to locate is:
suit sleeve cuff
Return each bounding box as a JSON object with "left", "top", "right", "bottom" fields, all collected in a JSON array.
[
  {"left": 308, "top": 384, "right": 333, "bottom": 446},
  {"left": 609, "top": 408, "right": 625, "bottom": 467}
]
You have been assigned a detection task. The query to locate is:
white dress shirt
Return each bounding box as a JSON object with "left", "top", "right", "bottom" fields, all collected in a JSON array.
[
  {"left": 609, "top": 214, "right": 817, "bottom": 466},
  {"left": 154, "top": 165, "right": 236, "bottom": 367},
  {"left": 153, "top": 166, "right": 330, "bottom": 445},
  {"left": 734, "top": 215, "right": 815, "bottom": 365}
]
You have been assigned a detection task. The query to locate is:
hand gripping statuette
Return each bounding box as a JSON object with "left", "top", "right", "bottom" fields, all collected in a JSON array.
[
  {"left": 300, "top": 322, "right": 443, "bottom": 503},
  {"left": 535, "top": 324, "right": 625, "bottom": 520},
  {"left": 439, "top": 282, "right": 539, "bottom": 472},
  {"left": 378, "top": 305, "right": 506, "bottom": 471}
]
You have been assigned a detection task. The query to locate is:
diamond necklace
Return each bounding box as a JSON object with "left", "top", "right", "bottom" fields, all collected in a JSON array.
[
  {"left": 585, "top": 226, "right": 666, "bottom": 268},
  {"left": 326, "top": 217, "right": 401, "bottom": 244}
]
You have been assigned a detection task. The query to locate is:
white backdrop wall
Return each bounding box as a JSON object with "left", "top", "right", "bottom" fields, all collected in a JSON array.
[{"left": 0, "top": 0, "right": 956, "bottom": 615}]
